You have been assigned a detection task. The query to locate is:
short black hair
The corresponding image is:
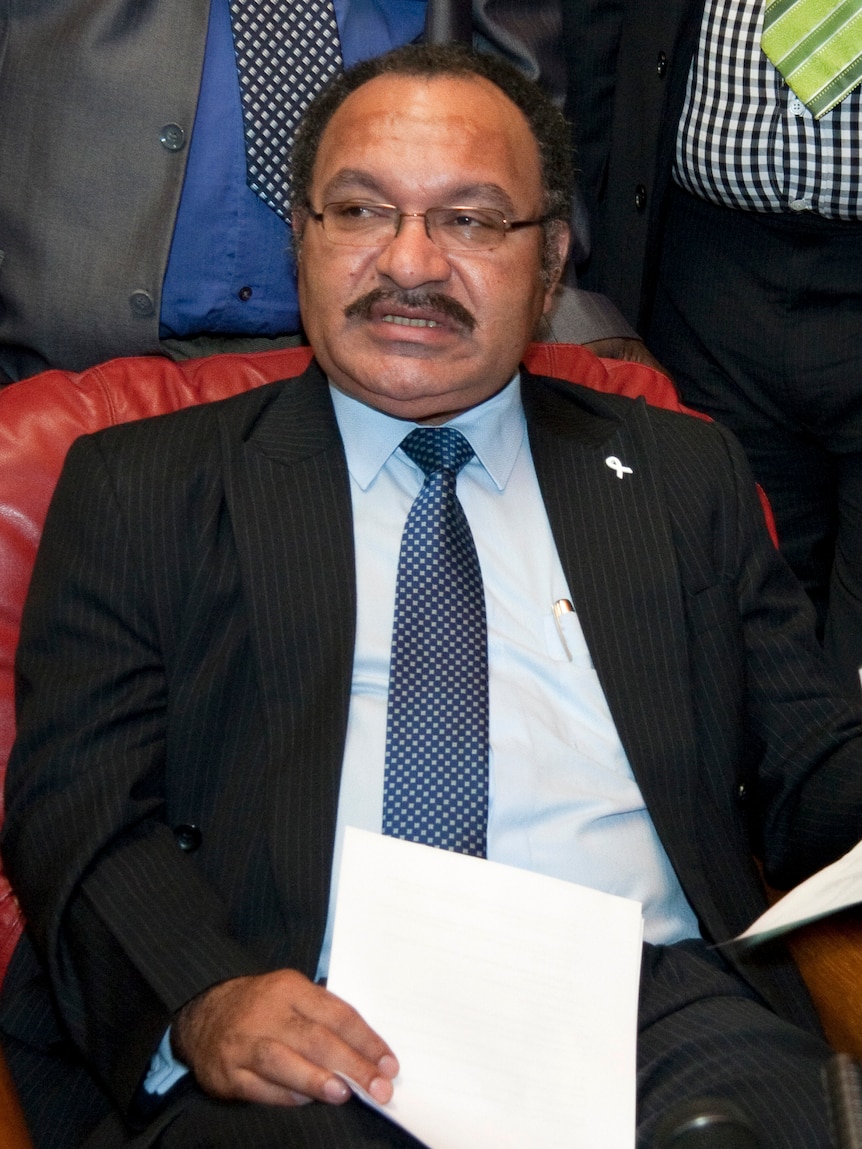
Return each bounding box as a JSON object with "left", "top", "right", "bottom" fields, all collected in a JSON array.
[{"left": 289, "top": 42, "right": 573, "bottom": 277}]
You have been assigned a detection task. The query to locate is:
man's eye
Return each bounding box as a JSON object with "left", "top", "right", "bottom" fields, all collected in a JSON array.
[
  {"left": 332, "top": 203, "right": 388, "bottom": 222},
  {"left": 448, "top": 211, "right": 495, "bottom": 230}
]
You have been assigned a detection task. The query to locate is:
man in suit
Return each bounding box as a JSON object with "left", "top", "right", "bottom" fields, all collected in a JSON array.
[
  {"left": 0, "top": 0, "right": 637, "bottom": 385},
  {"left": 3, "top": 41, "right": 862, "bottom": 1149},
  {"left": 562, "top": 0, "right": 862, "bottom": 699}
]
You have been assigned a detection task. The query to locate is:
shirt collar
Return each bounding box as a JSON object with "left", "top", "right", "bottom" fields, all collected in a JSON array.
[{"left": 330, "top": 373, "right": 525, "bottom": 492}]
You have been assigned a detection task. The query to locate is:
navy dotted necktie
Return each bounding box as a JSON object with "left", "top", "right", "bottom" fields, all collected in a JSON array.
[
  {"left": 383, "top": 428, "right": 489, "bottom": 858},
  {"left": 229, "top": 0, "right": 343, "bottom": 219}
]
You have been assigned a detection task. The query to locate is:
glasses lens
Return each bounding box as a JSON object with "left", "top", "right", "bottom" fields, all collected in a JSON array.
[
  {"left": 318, "top": 203, "right": 510, "bottom": 250},
  {"left": 427, "top": 208, "right": 507, "bottom": 251},
  {"left": 321, "top": 202, "right": 396, "bottom": 245}
]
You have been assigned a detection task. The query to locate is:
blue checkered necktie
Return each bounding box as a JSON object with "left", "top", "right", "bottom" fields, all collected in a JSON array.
[
  {"left": 229, "top": 0, "right": 343, "bottom": 219},
  {"left": 383, "top": 427, "right": 489, "bottom": 858}
]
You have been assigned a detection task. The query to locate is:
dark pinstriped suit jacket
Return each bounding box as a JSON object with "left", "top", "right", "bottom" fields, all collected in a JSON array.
[{"left": 3, "top": 362, "right": 862, "bottom": 1129}]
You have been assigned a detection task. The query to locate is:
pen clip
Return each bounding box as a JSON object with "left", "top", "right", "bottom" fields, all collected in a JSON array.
[{"left": 552, "top": 599, "right": 574, "bottom": 662}]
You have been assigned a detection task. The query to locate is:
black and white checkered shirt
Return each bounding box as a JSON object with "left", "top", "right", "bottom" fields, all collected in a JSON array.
[{"left": 674, "top": 0, "right": 862, "bottom": 218}]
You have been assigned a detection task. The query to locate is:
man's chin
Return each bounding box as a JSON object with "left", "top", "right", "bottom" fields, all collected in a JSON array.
[{"left": 328, "top": 363, "right": 484, "bottom": 422}]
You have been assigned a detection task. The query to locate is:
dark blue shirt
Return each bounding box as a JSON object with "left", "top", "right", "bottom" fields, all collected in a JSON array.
[{"left": 160, "top": 0, "right": 427, "bottom": 339}]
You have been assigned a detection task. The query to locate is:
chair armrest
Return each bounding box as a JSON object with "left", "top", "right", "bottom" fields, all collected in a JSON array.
[{"left": 785, "top": 910, "right": 862, "bottom": 1061}]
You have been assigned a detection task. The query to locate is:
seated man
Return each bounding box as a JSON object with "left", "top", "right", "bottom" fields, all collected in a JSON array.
[{"left": 2, "top": 42, "right": 862, "bottom": 1149}]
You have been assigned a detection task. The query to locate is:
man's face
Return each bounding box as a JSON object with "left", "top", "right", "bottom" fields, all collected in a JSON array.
[{"left": 295, "top": 73, "right": 570, "bottom": 423}]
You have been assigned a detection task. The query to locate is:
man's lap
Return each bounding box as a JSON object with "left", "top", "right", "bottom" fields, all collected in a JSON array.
[{"left": 69, "top": 941, "right": 833, "bottom": 1148}]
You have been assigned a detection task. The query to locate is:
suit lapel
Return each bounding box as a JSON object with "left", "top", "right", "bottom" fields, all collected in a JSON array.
[
  {"left": 523, "top": 371, "right": 706, "bottom": 906},
  {"left": 220, "top": 363, "right": 355, "bottom": 973}
]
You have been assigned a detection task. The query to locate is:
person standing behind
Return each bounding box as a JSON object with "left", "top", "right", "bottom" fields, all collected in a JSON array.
[
  {"left": 0, "top": 0, "right": 636, "bottom": 384},
  {"left": 564, "top": 0, "right": 862, "bottom": 698}
]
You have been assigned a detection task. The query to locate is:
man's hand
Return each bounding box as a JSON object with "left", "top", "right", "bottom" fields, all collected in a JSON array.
[
  {"left": 172, "top": 970, "right": 398, "bottom": 1108},
  {"left": 583, "top": 337, "right": 670, "bottom": 377}
]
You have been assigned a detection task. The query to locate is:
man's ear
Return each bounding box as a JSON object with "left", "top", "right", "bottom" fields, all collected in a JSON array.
[{"left": 541, "top": 221, "right": 572, "bottom": 307}]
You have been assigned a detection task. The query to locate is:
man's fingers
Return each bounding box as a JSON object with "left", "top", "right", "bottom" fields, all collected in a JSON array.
[{"left": 237, "top": 1012, "right": 397, "bottom": 1105}]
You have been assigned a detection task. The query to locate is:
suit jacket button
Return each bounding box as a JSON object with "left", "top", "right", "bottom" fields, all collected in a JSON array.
[
  {"left": 129, "top": 290, "right": 155, "bottom": 318},
  {"left": 657, "top": 51, "right": 668, "bottom": 78},
  {"left": 174, "top": 823, "right": 202, "bottom": 852},
  {"left": 635, "top": 184, "right": 648, "bottom": 212},
  {"left": 159, "top": 124, "right": 186, "bottom": 152}
]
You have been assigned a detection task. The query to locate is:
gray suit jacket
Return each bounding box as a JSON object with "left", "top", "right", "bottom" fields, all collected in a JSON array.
[
  {"left": 0, "top": 0, "right": 626, "bottom": 381},
  {"left": 3, "top": 363, "right": 862, "bottom": 1142}
]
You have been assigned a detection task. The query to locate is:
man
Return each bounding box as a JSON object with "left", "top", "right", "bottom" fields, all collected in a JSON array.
[
  {"left": 3, "top": 42, "right": 862, "bottom": 1149},
  {"left": 0, "top": 0, "right": 636, "bottom": 384},
  {"left": 563, "top": 0, "right": 862, "bottom": 698}
]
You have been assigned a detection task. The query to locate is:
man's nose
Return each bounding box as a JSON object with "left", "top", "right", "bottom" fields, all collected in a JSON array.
[{"left": 374, "top": 214, "right": 452, "bottom": 287}]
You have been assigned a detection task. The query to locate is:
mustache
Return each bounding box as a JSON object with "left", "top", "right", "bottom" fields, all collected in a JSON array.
[{"left": 343, "top": 289, "right": 477, "bottom": 331}]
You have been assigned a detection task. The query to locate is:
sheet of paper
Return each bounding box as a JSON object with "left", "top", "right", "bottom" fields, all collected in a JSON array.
[
  {"left": 732, "top": 837, "right": 862, "bottom": 946},
  {"left": 328, "top": 827, "right": 643, "bottom": 1149}
]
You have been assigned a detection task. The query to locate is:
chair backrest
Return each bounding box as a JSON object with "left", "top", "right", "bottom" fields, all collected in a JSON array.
[{"left": 0, "top": 341, "right": 743, "bottom": 983}]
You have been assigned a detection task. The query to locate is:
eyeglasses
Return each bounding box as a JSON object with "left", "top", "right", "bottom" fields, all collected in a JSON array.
[{"left": 306, "top": 201, "right": 548, "bottom": 252}]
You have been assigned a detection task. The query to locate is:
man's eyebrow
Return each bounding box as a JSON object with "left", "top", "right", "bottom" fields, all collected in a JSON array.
[
  {"left": 317, "top": 172, "right": 518, "bottom": 214},
  {"left": 443, "top": 184, "right": 518, "bottom": 214},
  {"left": 319, "top": 170, "right": 386, "bottom": 201}
]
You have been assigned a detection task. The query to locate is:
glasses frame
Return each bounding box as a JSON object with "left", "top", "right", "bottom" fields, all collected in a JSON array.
[{"left": 304, "top": 201, "right": 549, "bottom": 252}]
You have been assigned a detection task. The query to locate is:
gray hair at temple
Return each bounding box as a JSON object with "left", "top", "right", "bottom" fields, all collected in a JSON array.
[{"left": 289, "top": 42, "right": 573, "bottom": 285}]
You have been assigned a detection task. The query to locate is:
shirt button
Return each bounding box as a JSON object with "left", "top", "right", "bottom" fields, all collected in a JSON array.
[
  {"left": 790, "top": 97, "right": 804, "bottom": 116},
  {"left": 159, "top": 123, "right": 186, "bottom": 152},
  {"left": 129, "top": 290, "right": 155, "bottom": 317},
  {"left": 657, "top": 51, "right": 668, "bottom": 78},
  {"left": 635, "top": 184, "right": 648, "bottom": 212},
  {"left": 238, "top": 285, "right": 253, "bottom": 302}
]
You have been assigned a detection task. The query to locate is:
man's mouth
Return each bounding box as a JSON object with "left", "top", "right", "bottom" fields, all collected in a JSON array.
[
  {"left": 381, "top": 315, "right": 440, "bottom": 328},
  {"left": 344, "top": 289, "right": 476, "bottom": 332}
]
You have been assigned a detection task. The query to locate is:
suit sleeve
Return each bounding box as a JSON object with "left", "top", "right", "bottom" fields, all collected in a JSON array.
[
  {"left": 698, "top": 422, "right": 862, "bottom": 887},
  {"left": 1, "top": 433, "right": 266, "bottom": 1110}
]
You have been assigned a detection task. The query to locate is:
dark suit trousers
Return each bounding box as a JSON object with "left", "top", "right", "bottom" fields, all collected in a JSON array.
[
  {"left": 18, "top": 942, "right": 826, "bottom": 1149},
  {"left": 649, "top": 186, "right": 862, "bottom": 698}
]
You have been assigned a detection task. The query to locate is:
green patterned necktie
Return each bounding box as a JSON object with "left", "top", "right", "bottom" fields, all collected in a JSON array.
[{"left": 761, "top": 0, "right": 862, "bottom": 118}]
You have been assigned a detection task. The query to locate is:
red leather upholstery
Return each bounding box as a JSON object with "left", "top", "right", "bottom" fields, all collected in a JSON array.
[{"left": 0, "top": 342, "right": 762, "bottom": 985}]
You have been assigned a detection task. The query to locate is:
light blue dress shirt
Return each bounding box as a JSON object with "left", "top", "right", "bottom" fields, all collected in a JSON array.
[{"left": 317, "top": 377, "right": 701, "bottom": 978}]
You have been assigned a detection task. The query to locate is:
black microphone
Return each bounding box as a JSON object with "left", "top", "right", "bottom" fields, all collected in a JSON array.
[{"left": 653, "top": 1098, "right": 761, "bottom": 1149}]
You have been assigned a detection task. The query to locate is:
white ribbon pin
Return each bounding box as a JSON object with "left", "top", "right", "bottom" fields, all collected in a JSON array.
[{"left": 605, "top": 455, "right": 633, "bottom": 479}]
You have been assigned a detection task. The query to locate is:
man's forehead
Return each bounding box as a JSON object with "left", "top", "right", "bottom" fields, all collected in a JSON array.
[{"left": 310, "top": 72, "right": 542, "bottom": 200}]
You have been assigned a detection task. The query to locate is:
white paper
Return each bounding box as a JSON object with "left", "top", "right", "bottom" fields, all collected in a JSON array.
[
  {"left": 328, "top": 827, "right": 643, "bottom": 1149},
  {"left": 732, "top": 837, "right": 862, "bottom": 946}
]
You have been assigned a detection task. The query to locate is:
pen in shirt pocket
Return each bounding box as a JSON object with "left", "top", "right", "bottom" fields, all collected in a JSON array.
[{"left": 553, "top": 598, "right": 574, "bottom": 661}]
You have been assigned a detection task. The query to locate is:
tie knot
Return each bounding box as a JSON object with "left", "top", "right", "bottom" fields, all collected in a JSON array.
[{"left": 401, "top": 427, "right": 474, "bottom": 478}]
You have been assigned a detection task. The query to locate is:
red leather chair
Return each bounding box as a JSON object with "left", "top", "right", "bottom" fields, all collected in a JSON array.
[{"left": 0, "top": 342, "right": 852, "bottom": 1078}]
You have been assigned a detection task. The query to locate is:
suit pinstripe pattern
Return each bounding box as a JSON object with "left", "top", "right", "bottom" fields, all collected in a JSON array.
[{"left": 2, "top": 362, "right": 861, "bottom": 1147}]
